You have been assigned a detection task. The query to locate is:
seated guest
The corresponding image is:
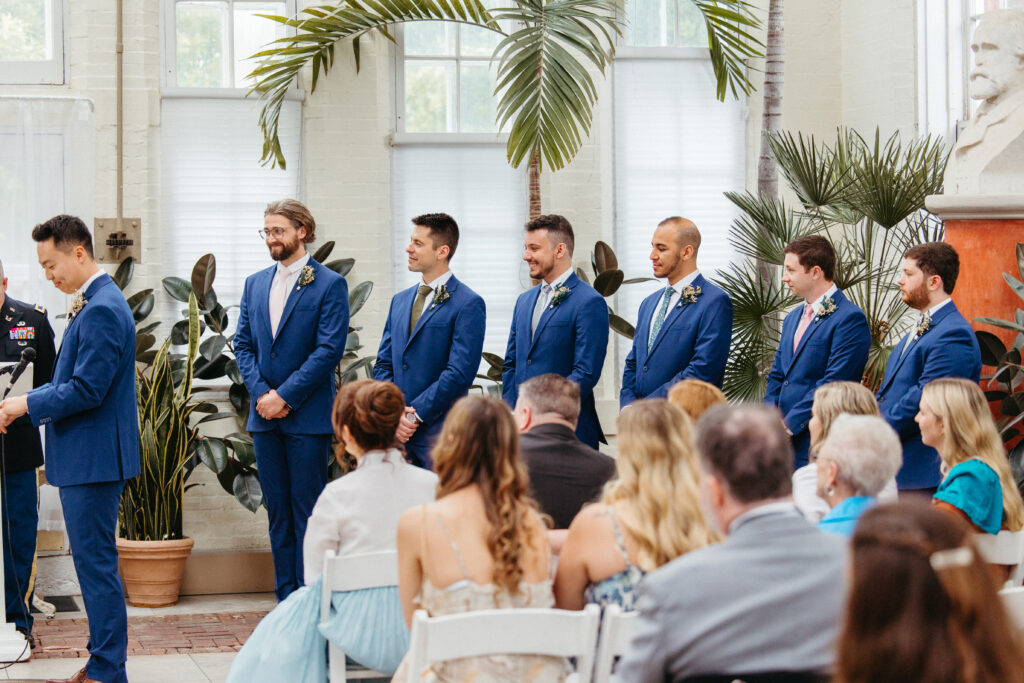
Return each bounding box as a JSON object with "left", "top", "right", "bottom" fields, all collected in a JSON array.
[
  {"left": 793, "top": 381, "right": 896, "bottom": 521},
  {"left": 618, "top": 405, "right": 847, "bottom": 683},
  {"left": 393, "top": 396, "right": 565, "bottom": 681},
  {"left": 553, "top": 400, "right": 715, "bottom": 611},
  {"left": 836, "top": 502, "right": 1024, "bottom": 683},
  {"left": 815, "top": 414, "right": 902, "bottom": 537},
  {"left": 514, "top": 374, "right": 615, "bottom": 529},
  {"left": 228, "top": 380, "right": 438, "bottom": 682},
  {"left": 666, "top": 377, "right": 726, "bottom": 422},
  {"left": 918, "top": 377, "right": 1024, "bottom": 535}
]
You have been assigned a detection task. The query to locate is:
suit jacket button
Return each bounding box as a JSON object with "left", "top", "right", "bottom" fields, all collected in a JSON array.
[
  {"left": 403, "top": 364, "right": 409, "bottom": 370},
  {"left": 783, "top": 380, "right": 789, "bottom": 386},
  {"left": 271, "top": 352, "right": 277, "bottom": 359},
  {"left": 643, "top": 366, "right": 648, "bottom": 372},
  {"left": 527, "top": 359, "right": 532, "bottom": 366}
]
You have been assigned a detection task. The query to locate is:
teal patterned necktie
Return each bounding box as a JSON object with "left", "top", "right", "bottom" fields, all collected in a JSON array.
[{"left": 648, "top": 286, "right": 675, "bottom": 352}]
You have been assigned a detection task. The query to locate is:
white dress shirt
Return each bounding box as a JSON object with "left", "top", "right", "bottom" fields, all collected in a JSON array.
[
  {"left": 422, "top": 270, "right": 453, "bottom": 292},
  {"left": 805, "top": 283, "right": 838, "bottom": 315},
  {"left": 302, "top": 448, "right": 438, "bottom": 585}
]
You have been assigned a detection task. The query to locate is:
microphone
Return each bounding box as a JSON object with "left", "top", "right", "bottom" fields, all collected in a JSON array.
[{"left": 2, "top": 348, "right": 36, "bottom": 400}]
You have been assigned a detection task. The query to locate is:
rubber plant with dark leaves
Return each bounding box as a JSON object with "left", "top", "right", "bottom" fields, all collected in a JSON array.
[{"left": 160, "top": 243, "right": 373, "bottom": 512}]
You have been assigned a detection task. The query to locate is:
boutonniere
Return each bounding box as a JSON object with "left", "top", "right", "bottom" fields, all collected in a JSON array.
[
  {"left": 429, "top": 284, "right": 450, "bottom": 310},
  {"left": 548, "top": 285, "right": 571, "bottom": 309},
  {"left": 815, "top": 296, "right": 837, "bottom": 320},
  {"left": 68, "top": 293, "right": 87, "bottom": 320},
  {"left": 676, "top": 285, "right": 702, "bottom": 308},
  {"left": 915, "top": 313, "right": 931, "bottom": 339},
  {"left": 296, "top": 265, "right": 315, "bottom": 290}
]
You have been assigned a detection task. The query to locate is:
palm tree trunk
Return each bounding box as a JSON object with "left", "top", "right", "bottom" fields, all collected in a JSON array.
[
  {"left": 529, "top": 151, "right": 542, "bottom": 219},
  {"left": 756, "top": 0, "right": 784, "bottom": 288}
]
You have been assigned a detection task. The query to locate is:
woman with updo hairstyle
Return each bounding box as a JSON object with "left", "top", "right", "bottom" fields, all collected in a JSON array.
[
  {"left": 228, "top": 380, "right": 437, "bottom": 682},
  {"left": 666, "top": 378, "right": 726, "bottom": 422},
  {"left": 835, "top": 501, "right": 1024, "bottom": 683},
  {"left": 393, "top": 395, "right": 565, "bottom": 681}
]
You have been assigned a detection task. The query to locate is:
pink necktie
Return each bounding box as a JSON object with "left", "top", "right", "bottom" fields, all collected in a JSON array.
[
  {"left": 269, "top": 264, "right": 290, "bottom": 337},
  {"left": 793, "top": 303, "right": 815, "bottom": 352}
]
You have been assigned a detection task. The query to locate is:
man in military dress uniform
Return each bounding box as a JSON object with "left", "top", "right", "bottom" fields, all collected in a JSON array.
[{"left": 0, "top": 262, "right": 55, "bottom": 644}]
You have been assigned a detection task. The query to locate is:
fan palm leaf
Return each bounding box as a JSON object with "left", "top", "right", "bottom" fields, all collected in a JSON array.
[
  {"left": 725, "top": 191, "right": 815, "bottom": 264},
  {"left": 690, "top": 0, "right": 765, "bottom": 101}
]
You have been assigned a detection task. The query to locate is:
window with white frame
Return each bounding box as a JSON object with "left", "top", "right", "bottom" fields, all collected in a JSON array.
[
  {"left": 0, "top": 0, "right": 64, "bottom": 84},
  {"left": 392, "top": 20, "right": 526, "bottom": 358},
  {"left": 612, "top": 6, "right": 747, "bottom": 363},
  {"left": 161, "top": 0, "right": 301, "bottom": 311}
]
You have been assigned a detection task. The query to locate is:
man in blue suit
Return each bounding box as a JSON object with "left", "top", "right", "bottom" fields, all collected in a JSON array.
[
  {"left": 621, "top": 217, "right": 733, "bottom": 406},
  {"left": 0, "top": 215, "right": 139, "bottom": 683},
  {"left": 877, "top": 242, "right": 981, "bottom": 493},
  {"left": 764, "top": 235, "right": 870, "bottom": 467},
  {"left": 373, "top": 213, "right": 485, "bottom": 469},
  {"left": 234, "top": 199, "right": 349, "bottom": 601},
  {"left": 503, "top": 214, "right": 609, "bottom": 448}
]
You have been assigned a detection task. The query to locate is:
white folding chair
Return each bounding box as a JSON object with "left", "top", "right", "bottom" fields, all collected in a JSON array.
[
  {"left": 320, "top": 549, "right": 400, "bottom": 682},
  {"left": 593, "top": 604, "right": 638, "bottom": 683},
  {"left": 974, "top": 529, "right": 1024, "bottom": 587},
  {"left": 406, "top": 604, "right": 601, "bottom": 683},
  {"left": 1000, "top": 586, "right": 1024, "bottom": 631}
]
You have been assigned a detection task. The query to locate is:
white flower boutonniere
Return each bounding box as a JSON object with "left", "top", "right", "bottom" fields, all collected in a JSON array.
[
  {"left": 548, "top": 285, "right": 572, "bottom": 309},
  {"left": 296, "top": 265, "right": 315, "bottom": 290},
  {"left": 815, "top": 296, "right": 837, "bottom": 321},
  {"left": 915, "top": 313, "right": 931, "bottom": 339},
  {"left": 429, "top": 284, "right": 450, "bottom": 310},
  {"left": 68, "top": 293, "right": 87, "bottom": 320},
  {"left": 676, "top": 285, "right": 703, "bottom": 308}
]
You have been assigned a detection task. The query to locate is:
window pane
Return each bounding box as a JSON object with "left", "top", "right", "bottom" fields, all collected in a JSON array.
[
  {"left": 676, "top": 1, "right": 705, "bottom": 48},
  {"left": 625, "top": 0, "right": 671, "bottom": 47},
  {"left": 0, "top": 0, "right": 50, "bottom": 61},
  {"left": 405, "top": 61, "right": 457, "bottom": 132},
  {"left": 176, "top": 1, "right": 229, "bottom": 88},
  {"left": 460, "top": 62, "right": 498, "bottom": 132},
  {"left": 405, "top": 21, "right": 455, "bottom": 56},
  {"left": 460, "top": 24, "right": 501, "bottom": 57},
  {"left": 233, "top": 2, "right": 288, "bottom": 88}
]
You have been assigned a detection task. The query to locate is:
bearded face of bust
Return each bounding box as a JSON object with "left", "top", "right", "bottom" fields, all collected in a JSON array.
[{"left": 968, "top": 16, "right": 1024, "bottom": 104}]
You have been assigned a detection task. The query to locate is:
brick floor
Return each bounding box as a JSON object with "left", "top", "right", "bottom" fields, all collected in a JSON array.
[{"left": 32, "top": 612, "right": 269, "bottom": 659}]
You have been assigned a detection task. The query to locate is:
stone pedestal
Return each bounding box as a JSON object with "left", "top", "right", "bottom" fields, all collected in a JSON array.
[{"left": 926, "top": 195, "right": 1024, "bottom": 351}]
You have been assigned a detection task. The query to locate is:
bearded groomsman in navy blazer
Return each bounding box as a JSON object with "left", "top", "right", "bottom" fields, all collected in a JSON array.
[
  {"left": 621, "top": 217, "right": 733, "bottom": 407},
  {"left": 373, "top": 213, "right": 485, "bottom": 469},
  {"left": 764, "top": 235, "right": 871, "bottom": 467},
  {"left": 234, "top": 199, "right": 349, "bottom": 601},
  {"left": 877, "top": 242, "right": 981, "bottom": 493},
  {"left": 503, "top": 214, "right": 609, "bottom": 449},
  {"left": 0, "top": 216, "right": 139, "bottom": 683}
]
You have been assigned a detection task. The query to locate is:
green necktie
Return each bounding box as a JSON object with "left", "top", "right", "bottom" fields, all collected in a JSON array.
[
  {"left": 409, "top": 284, "right": 433, "bottom": 334},
  {"left": 648, "top": 286, "right": 675, "bottom": 352}
]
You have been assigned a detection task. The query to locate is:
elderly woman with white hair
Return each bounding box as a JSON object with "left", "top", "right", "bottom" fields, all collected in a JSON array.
[{"left": 816, "top": 414, "right": 903, "bottom": 537}]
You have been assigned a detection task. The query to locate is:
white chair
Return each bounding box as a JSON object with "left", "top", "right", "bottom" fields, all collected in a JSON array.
[
  {"left": 320, "top": 549, "right": 399, "bottom": 682},
  {"left": 406, "top": 603, "right": 601, "bottom": 683},
  {"left": 593, "top": 604, "right": 638, "bottom": 683},
  {"left": 1001, "top": 586, "right": 1024, "bottom": 631},
  {"left": 974, "top": 529, "right": 1024, "bottom": 587}
]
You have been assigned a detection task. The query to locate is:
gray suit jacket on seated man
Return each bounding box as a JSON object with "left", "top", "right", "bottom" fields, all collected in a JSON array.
[{"left": 618, "top": 404, "right": 847, "bottom": 683}]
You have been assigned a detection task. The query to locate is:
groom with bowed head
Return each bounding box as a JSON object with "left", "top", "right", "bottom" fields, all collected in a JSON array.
[{"left": 503, "top": 214, "right": 609, "bottom": 449}]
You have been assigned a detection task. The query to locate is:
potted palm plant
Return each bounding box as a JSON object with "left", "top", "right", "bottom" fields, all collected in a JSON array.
[{"left": 116, "top": 293, "right": 202, "bottom": 607}]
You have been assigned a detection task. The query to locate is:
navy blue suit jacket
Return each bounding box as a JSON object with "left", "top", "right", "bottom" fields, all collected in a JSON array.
[
  {"left": 502, "top": 272, "right": 609, "bottom": 448},
  {"left": 764, "top": 289, "right": 871, "bottom": 466},
  {"left": 876, "top": 301, "right": 981, "bottom": 489},
  {"left": 621, "top": 274, "right": 733, "bottom": 406},
  {"left": 373, "top": 275, "right": 486, "bottom": 462},
  {"left": 27, "top": 273, "right": 140, "bottom": 487},
  {"left": 234, "top": 258, "right": 350, "bottom": 435}
]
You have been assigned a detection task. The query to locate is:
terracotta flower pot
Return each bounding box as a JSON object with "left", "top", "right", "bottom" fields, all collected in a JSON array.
[{"left": 116, "top": 537, "right": 195, "bottom": 607}]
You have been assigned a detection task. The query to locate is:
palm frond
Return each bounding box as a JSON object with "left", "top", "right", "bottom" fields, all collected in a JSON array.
[
  {"left": 725, "top": 191, "right": 815, "bottom": 264},
  {"left": 767, "top": 130, "right": 853, "bottom": 210},
  {"left": 714, "top": 261, "right": 795, "bottom": 348},
  {"left": 493, "top": 0, "right": 623, "bottom": 172},
  {"left": 248, "top": 1, "right": 500, "bottom": 168},
  {"left": 690, "top": 0, "right": 765, "bottom": 101}
]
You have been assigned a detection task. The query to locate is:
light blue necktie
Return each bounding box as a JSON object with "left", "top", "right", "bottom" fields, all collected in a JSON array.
[{"left": 648, "top": 286, "right": 675, "bottom": 352}]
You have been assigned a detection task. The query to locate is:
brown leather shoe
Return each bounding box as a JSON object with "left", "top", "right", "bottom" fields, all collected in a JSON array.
[{"left": 46, "top": 666, "right": 99, "bottom": 683}]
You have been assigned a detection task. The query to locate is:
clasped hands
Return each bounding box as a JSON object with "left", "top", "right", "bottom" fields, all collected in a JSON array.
[
  {"left": 256, "top": 390, "right": 291, "bottom": 420},
  {"left": 0, "top": 396, "right": 28, "bottom": 434},
  {"left": 396, "top": 406, "right": 419, "bottom": 443}
]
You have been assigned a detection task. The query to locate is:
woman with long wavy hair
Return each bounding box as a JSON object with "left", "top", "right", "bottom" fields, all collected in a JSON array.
[
  {"left": 554, "top": 399, "right": 716, "bottom": 611},
  {"left": 836, "top": 501, "right": 1024, "bottom": 683},
  {"left": 393, "top": 395, "right": 564, "bottom": 681}
]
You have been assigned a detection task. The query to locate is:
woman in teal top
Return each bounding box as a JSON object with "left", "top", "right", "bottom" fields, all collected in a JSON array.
[
  {"left": 918, "top": 378, "right": 1024, "bottom": 534},
  {"left": 815, "top": 414, "right": 903, "bottom": 537}
]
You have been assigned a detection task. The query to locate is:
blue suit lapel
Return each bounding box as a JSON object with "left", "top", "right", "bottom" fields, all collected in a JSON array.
[
  {"left": 407, "top": 276, "right": 460, "bottom": 348},
  {"left": 254, "top": 265, "right": 276, "bottom": 343},
  {"left": 272, "top": 261, "right": 315, "bottom": 345},
  {"left": 878, "top": 332, "right": 914, "bottom": 394},
  {"left": 648, "top": 274, "right": 705, "bottom": 358},
  {"left": 393, "top": 285, "right": 416, "bottom": 352},
  {"left": 529, "top": 273, "right": 579, "bottom": 355},
  {"left": 784, "top": 290, "right": 843, "bottom": 375}
]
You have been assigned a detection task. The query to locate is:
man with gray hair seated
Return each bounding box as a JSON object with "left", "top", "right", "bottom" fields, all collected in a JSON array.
[
  {"left": 513, "top": 373, "right": 615, "bottom": 529},
  {"left": 619, "top": 404, "right": 847, "bottom": 683},
  {"left": 815, "top": 414, "right": 902, "bottom": 537}
]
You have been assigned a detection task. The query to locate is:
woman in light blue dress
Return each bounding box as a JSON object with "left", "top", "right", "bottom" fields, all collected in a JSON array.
[{"left": 227, "top": 380, "right": 437, "bottom": 682}]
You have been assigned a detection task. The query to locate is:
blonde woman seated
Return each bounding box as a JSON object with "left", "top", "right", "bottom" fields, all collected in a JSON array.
[
  {"left": 553, "top": 400, "right": 716, "bottom": 612},
  {"left": 667, "top": 378, "right": 726, "bottom": 422},
  {"left": 793, "top": 381, "right": 898, "bottom": 522},
  {"left": 815, "top": 414, "right": 902, "bottom": 537},
  {"left": 918, "top": 378, "right": 1024, "bottom": 536},
  {"left": 393, "top": 396, "right": 564, "bottom": 681}
]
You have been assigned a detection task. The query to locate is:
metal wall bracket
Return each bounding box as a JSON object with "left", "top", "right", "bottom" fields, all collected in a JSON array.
[{"left": 94, "top": 217, "right": 142, "bottom": 264}]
